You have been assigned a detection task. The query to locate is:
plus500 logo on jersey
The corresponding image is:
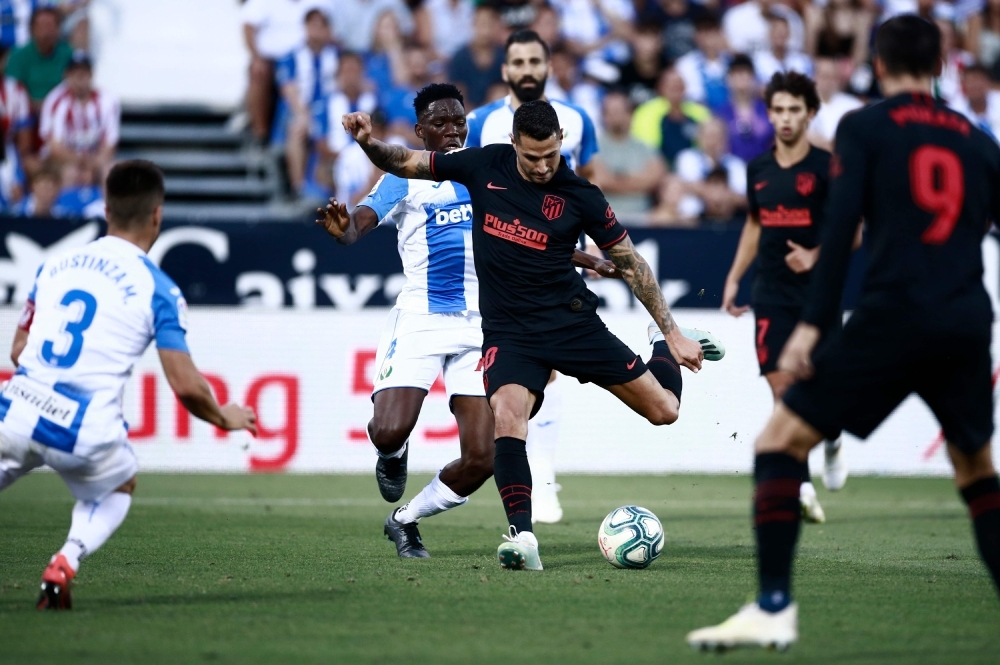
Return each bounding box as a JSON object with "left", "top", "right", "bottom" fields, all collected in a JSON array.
[{"left": 434, "top": 203, "right": 473, "bottom": 225}]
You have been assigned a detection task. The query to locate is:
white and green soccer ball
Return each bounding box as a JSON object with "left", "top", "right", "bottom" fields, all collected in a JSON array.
[{"left": 598, "top": 505, "right": 664, "bottom": 569}]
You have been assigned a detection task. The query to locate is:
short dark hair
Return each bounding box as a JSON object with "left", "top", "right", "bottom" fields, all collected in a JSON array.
[
  {"left": 729, "top": 53, "right": 755, "bottom": 75},
  {"left": 505, "top": 29, "right": 550, "bottom": 60},
  {"left": 304, "top": 8, "right": 329, "bottom": 24},
  {"left": 764, "top": 71, "right": 821, "bottom": 111},
  {"left": 105, "top": 160, "right": 165, "bottom": 229},
  {"left": 513, "top": 100, "right": 560, "bottom": 141},
  {"left": 875, "top": 14, "right": 941, "bottom": 78},
  {"left": 413, "top": 83, "right": 464, "bottom": 118},
  {"left": 693, "top": 16, "right": 722, "bottom": 32},
  {"left": 30, "top": 7, "right": 60, "bottom": 28}
]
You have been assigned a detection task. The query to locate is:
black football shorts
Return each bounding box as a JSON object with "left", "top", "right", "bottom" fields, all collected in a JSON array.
[
  {"left": 783, "top": 308, "right": 994, "bottom": 455},
  {"left": 481, "top": 318, "right": 647, "bottom": 417},
  {"left": 754, "top": 304, "right": 841, "bottom": 376}
]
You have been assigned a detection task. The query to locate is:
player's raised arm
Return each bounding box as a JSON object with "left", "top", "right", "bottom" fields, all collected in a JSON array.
[
  {"left": 605, "top": 235, "right": 703, "bottom": 372},
  {"left": 722, "top": 213, "right": 761, "bottom": 316},
  {"left": 315, "top": 197, "right": 379, "bottom": 246},
  {"left": 158, "top": 349, "right": 257, "bottom": 435},
  {"left": 343, "top": 112, "right": 434, "bottom": 180}
]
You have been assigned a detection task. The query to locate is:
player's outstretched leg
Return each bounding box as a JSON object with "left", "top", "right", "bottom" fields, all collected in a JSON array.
[
  {"left": 950, "top": 443, "right": 1000, "bottom": 595},
  {"left": 386, "top": 396, "right": 495, "bottom": 558},
  {"left": 38, "top": 479, "right": 135, "bottom": 611},
  {"left": 490, "top": 385, "right": 542, "bottom": 571},
  {"left": 528, "top": 376, "right": 563, "bottom": 524},
  {"left": 369, "top": 388, "right": 426, "bottom": 503},
  {"left": 822, "top": 437, "right": 848, "bottom": 491},
  {"left": 688, "top": 405, "right": 822, "bottom": 650}
]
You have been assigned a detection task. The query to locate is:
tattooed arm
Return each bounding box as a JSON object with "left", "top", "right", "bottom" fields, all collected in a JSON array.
[
  {"left": 606, "top": 235, "right": 703, "bottom": 372},
  {"left": 342, "top": 112, "right": 434, "bottom": 180}
]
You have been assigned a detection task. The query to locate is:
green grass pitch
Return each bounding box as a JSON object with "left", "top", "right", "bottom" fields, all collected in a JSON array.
[{"left": 1, "top": 473, "right": 998, "bottom": 664}]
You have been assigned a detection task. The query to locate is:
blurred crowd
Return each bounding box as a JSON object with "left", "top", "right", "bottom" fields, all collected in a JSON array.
[
  {"left": 242, "top": 0, "right": 1000, "bottom": 226},
  {"left": 0, "top": 1, "right": 117, "bottom": 219}
]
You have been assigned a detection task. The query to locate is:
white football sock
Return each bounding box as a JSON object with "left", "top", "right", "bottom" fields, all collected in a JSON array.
[
  {"left": 58, "top": 492, "right": 132, "bottom": 572},
  {"left": 527, "top": 378, "right": 563, "bottom": 492},
  {"left": 395, "top": 472, "right": 467, "bottom": 524},
  {"left": 825, "top": 438, "right": 842, "bottom": 453},
  {"left": 800, "top": 481, "right": 817, "bottom": 498},
  {"left": 374, "top": 439, "right": 407, "bottom": 459}
]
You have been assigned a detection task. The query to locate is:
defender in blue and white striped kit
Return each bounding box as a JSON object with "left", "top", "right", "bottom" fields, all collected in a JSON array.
[{"left": 2, "top": 161, "right": 257, "bottom": 610}]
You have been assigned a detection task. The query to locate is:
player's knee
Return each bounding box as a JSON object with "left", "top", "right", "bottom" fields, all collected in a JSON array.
[
  {"left": 646, "top": 402, "right": 678, "bottom": 426},
  {"left": 369, "top": 418, "right": 411, "bottom": 451}
]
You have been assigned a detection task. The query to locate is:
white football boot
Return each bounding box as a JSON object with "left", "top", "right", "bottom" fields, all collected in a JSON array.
[
  {"left": 822, "top": 438, "right": 848, "bottom": 491},
  {"left": 497, "top": 527, "right": 543, "bottom": 571},
  {"left": 687, "top": 602, "right": 798, "bottom": 651},
  {"left": 531, "top": 483, "right": 563, "bottom": 524},
  {"left": 647, "top": 321, "right": 726, "bottom": 361},
  {"left": 799, "top": 482, "right": 826, "bottom": 524}
]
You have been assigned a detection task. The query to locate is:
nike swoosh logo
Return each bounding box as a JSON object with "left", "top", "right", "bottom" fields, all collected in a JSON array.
[
  {"left": 755, "top": 181, "right": 768, "bottom": 191},
  {"left": 509, "top": 500, "right": 526, "bottom": 507},
  {"left": 627, "top": 358, "right": 638, "bottom": 370},
  {"left": 487, "top": 182, "right": 507, "bottom": 190}
]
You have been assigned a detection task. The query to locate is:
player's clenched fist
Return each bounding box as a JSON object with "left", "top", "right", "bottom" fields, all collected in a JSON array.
[
  {"left": 316, "top": 197, "right": 350, "bottom": 238},
  {"left": 220, "top": 404, "right": 258, "bottom": 436},
  {"left": 342, "top": 112, "right": 373, "bottom": 144}
]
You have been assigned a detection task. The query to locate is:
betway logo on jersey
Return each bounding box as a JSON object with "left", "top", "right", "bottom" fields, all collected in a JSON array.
[
  {"left": 760, "top": 206, "right": 812, "bottom": 228},
  {"left": 434, "top": 203, "right": 473, "bottom": 225},
  {"left": 483, "top": 213, "right": 549, "bottom": 250}
]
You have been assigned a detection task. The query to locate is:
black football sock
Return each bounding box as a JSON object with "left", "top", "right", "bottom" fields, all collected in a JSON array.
[
  {"left": 648, "top": 340, "right": 682, "bottom": 402},
  {"left": 960, "top": 475, "right": 1000, "bottom": 595},
  {"left": 494, "top": 436, "right": 532, "bottom": 534},
  {"left": 754, "top": 452, "right": 806, "bottom": 612}
]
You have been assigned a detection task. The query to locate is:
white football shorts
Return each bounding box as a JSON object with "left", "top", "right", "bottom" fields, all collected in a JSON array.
[
  {"left": 0, "top": 425, "right": 138, "bottom": 503},
  {"left": 371, "top": 308, "right": 485, "bottom": 401}
]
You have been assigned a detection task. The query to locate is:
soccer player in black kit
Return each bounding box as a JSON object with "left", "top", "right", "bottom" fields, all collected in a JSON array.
[
  {"left": 689, "top": 15, "right": 1000, "bottom": 650},
  {"left": 341, "top": 100, "right": 724, "bottom": 571},
  {"left": 722, "top": 72, "right": 855, "bottom": 525}
]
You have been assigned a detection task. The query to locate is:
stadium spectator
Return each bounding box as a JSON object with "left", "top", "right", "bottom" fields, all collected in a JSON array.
[
  {"left": 423, "top": 0, "right": 474, "bottom": 60},
  {"left": 978, "top": 0, "right": 1000, "bottom": 75},
  {"left": 806, "top": 55, "right": 862, "bottom": 151},
  {"left": 326, "top": 52, "right": 378, "bottom": 157},
  {"left": 638, "top": 0, "right": 713, "bottom": 61},
  {"left": 675, "top": 17, "right": 731, "bottom": 111},
  {"left": 13, "top": 162, "right": 59, "bottom": 216},
  {"left": 6, "top": 6, "right": 71, "bottom": 112},
  {"left": 529, "top": 3, "right": 562, "bottom": 50},
  {"left": 658, "top": 68, "right": 704, "bottom": 167},
  {"left": 937, "top": 16, "right": 976, "bottom": 105},
  {"left": 365, "top": 11, "right": 407, "bottom": 101},
  {"left": 953, "top": 63, "right": 1000, "bottom": 140},
  {"left": 0, "top": 0, "right": 35, "bottom": 55},
  {"left": 647, "top": 175, "right": 690, "bottom": 226},
  {"left": 675, "top": 117, "right": 747, "bottom": 220},
  {"left": 631, "top": 66, "right": 711, "bottom": 155},
  {"left": 617, "top": 24, "right": 669, "bottom": 106},
  {"left": 723, "top": 0, "right": 804, "bottom": 55},
  {"left": 40, "top": 51, "right": 119, "bottom": 188},
  {"left": 448, "top": 5, "right": 504, "bottom": 108},
  {"left": 275, "top": 8, "right": 338, "bottom": 196},
  {"left": 804, "top": 0, "right": 873, "bottom": 71},
  {"left": 488, "top": 0, "right": 538, "bottom": 32},
  {"left": 591, "top": 90, "right": 666, "bottom": 221},
  {"left": 0, "top": 71, "right": 34, "bottom": 190},
  {"left": 714, "top": 54, "right": 773, "bottom": 163},
  {"left": 242, "top": 0, "right": 328, "bottom": 144},
  {"left": 753, "top": 12, "right": 814, "bottom": 83},
  {"left": 547, "top": 46, "right": 607, "bottom": 130},
  {"left": 551, "top": 0, "right": 634, "bottom": 60},
  {"left": 54, "top": 0, "right": 89, "bottom": 51},
  {"left": 380, "top": 44, "right": 436, "bottom": 131},
  {"left": 334, "top": 0, "right": 414, "bottom": 53},
  {"left": 698, "top": 165, "right": 744, "bottom": 222}
]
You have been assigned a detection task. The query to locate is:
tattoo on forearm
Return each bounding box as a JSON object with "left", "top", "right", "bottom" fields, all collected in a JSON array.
[
  {"left": 360, "top": 138, "right": 433, "bottom": 179},
  {"left": 607, "top": 237, "right": 676, "bottom": 335}
]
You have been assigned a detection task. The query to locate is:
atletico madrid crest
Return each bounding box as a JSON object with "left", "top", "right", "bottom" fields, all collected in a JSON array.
[
  {"left": 796, "top": 172, "right": 816, "bottom": 197},
  {"left": 542, "top": 194, "right": 565, "bottom": 220}
]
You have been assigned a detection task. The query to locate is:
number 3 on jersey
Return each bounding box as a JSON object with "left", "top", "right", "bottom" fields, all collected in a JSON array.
[
  {"left": 41, "top": 290, "right": 98, "bottom": 368},
  {"left": 910, "top": 145, "right": 964, "bottom": 245}
]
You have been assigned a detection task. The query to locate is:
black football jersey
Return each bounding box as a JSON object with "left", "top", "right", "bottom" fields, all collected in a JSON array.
[
  {"left": 431, "top": 144, "right": 630, "bottom": 334},
  {"left": 803, "top": 92, "right": 1000, "bottom": 332},
  {"left": 746, "top": 145, "right": 832, "bottom": 307}
]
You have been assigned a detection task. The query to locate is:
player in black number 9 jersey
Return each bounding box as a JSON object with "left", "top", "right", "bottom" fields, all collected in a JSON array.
[
  {"left": 722, "top": 72, "right": 861, "bottom": 524},
  {"left": 341, "top": 99, "right": 725, "bottom": 572},
  {"left": 690, "top": 15, "right": 1000, "bottom": 651}
]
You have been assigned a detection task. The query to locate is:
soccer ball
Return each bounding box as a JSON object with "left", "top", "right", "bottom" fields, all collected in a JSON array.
[{"left": 598, "top": 505, "right": 664, "bottom": 569}]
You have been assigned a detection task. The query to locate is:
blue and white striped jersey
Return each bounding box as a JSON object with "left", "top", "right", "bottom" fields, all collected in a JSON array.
[
  {"left": 358, "top": 176, "right": 478, "bottom": 314},
  {"left": 2, "top": 236, "right": 189, "bottom": 456},
  {"left": 465, "top": 95, "right": 599, "bottom": 170},
  {"left": 275, "top": 44, "right": 339, "bottom": 107}
]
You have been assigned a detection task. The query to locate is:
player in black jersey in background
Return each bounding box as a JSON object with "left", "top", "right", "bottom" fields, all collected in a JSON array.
[
  {"left": 690, "top": 15, "right": 1000, "bottom": 650},
  {"left": 722, "top": 72, "right": 857, "bottom": 524},
  {"left": 342, "top": 100, "right": 724, "bottom": 571}
]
